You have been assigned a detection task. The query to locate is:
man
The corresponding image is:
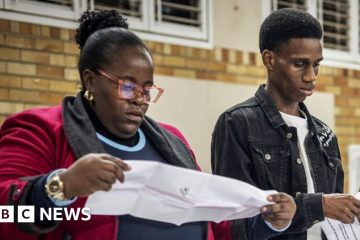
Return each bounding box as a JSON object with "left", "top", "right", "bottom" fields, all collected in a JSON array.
[{"left": 211, "top": 8, "right": 360, "bottom": 240}]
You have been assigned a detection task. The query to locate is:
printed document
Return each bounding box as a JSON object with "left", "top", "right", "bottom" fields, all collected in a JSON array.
[
  {"left": 320, "top": 192, "right": 360, "bottom": 240},
  {"left": 85, "top": 160, "right": 276, "bottom": 225}
]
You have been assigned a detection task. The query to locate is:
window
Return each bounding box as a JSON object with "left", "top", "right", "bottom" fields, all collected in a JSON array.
[
  {"left": 4, "top": 0, "right": 86, "bottom": 20},
  {"left": 90, "top": 0, "right": 145, "bottom": 30},
  {"left": 320, "top": 0, "right": 349, "bottom": 51},
  {"left": 151, "top": 0, "right": 207, "bottom": 40},
  {"left": 89, "top": 0, "right": 209, "bottom": 41},
  {"left": 0, "top": 0, "right": 211, "bottom": 47},
  {"left": 268, "top": 0, "right": 360, "bottom": 68},
  {"left": 272, "top": 0, "right": 350, "bottom": 51},
  {"left": 272, "top": 0, "right": 307, "bottom": 10}
]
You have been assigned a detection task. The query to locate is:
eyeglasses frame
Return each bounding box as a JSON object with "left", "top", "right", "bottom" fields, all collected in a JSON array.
[{"left": 96, "top": 69, "right": 164, "bottom": 104}]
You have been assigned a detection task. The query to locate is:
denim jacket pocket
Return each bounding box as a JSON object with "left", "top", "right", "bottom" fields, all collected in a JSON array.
[
  {"left": 322, "top": 151, "right": 341, "bottom": 192},
  {"left": 250, "top": 140, "right": 291, "bottom": 190}
]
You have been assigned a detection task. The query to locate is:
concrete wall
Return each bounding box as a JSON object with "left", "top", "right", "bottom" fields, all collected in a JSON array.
[
  {"left": 213, "top": 0, "right": 262, "bottom": 52},
  {"left": 147, "top": 76, "right": 334, "bottom": 173}
]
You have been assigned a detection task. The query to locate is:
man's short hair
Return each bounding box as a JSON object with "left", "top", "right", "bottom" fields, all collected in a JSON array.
[{"left": 259, "top": 8, "right": 323, "bottom": 53}]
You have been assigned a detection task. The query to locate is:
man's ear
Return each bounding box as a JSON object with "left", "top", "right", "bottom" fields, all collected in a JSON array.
[
  {"left": 82, "top": 69, "right": 96, "bottom": 91},
  {"left": 262, "top": 50, "right": 275, "bottom": 71}
]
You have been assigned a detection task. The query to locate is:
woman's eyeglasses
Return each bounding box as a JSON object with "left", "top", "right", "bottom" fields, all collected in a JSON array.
[{"left": 96, "top": 69, "right": 164, "bottom": 104}]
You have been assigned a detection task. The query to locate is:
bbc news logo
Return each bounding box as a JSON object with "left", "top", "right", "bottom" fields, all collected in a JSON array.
[{"left": 0, "top": 206, "right": 91, "bottom": 222}]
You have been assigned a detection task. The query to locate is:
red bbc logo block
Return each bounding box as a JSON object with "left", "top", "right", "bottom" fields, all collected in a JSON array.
[{"left": 0, "top": 206, "right": 14, "bottom": 222}]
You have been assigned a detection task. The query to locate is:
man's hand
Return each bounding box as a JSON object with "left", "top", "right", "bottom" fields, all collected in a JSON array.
[
  {"left": 58, "top": 153, "right": 131, "bottom": 199},
  {"left": 261, "top": 192, "right": 296, "bottom": 230},
  {"left": 323, "top": 194, "right": 360, "bottom": 224}
]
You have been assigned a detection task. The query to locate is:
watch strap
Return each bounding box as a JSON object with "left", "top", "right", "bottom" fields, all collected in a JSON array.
[{"left": 45, "top": 169, "right": 77, "bottom": 206}]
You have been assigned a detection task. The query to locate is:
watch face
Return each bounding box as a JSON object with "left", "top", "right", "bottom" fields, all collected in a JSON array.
[{"left": 49, "top": 181, "right": 60, "bottom": 193}]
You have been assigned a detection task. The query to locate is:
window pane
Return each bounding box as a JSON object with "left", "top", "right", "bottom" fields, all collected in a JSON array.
[
  {"left": 4, "top": 0, "right": 77, "bottom": 20},
  {"left": 93, "top": 0, "right": 142, "bottom": 19},
  {"left": 322, "top": 0, "right": 349, "bottom": 51},
  {"left": 273, "top": 0, "right": 307, "bottom": 10},
  {"left": 155, "top": 0, "right": 201, "bottom": 27},
  {"left": 34, "top": 0, "right": 73, "bottom": 7}
]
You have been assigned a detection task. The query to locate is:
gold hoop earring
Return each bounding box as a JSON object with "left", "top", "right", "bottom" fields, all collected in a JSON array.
[{"left": 84, "top": 90, "right": 94, "bottom": 102}]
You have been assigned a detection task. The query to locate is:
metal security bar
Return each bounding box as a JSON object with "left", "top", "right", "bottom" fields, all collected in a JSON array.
[
  {"left": 36, "top": 0, "right": 73, "bottom": 6},
  {"left": 272, "top": 0, "right": 307, "bottom": 11},
  {"left": 92, "top": 0, "right": 142, "bottom": 18},
  {"left": 155, "top": 0, "right": 201, "bottom": 27}
]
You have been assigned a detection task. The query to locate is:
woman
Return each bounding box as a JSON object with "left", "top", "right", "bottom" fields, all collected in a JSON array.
[{"left": 0, "top": 10, "right": 295, "bottom": 240}]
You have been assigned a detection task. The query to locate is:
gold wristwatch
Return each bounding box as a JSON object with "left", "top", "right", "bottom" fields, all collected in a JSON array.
[{"left": 45, "top": 174, "right": 68, "bottom": 201}]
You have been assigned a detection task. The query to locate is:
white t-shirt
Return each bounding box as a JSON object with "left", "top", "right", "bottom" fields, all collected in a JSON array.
[{"left": 280, "top": 110, "right": 322, "bottom": 240}]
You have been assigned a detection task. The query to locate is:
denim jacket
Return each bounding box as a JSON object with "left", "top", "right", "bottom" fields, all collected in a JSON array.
[{"left": 211, "top": 85, "right": 343, "bottom": 240}]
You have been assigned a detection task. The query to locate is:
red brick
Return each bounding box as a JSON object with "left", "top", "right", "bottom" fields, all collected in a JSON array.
[
  {"left": 222, "top": 49, "right": 229, "bottom": 62},
  {"left": 171, "top": 45, "right": 186, "bottom": 56},
  {"left": 10, "top": 89, "right": 40, "bottom": 103},
  {"left": 41, "top": 26, "right": 50, "bottom": 37},
  {"left": 8, "top": 63, "right": 36, "bottom": 76},
  {"left": 333, "top": 76, "right": 347, "bottom": 86},
  {"left": 39, "top": 92, "right": 64, "bottom": 105},
  {"left": 0, "top": 75, "right": 22, "bottom": 88},
  {"left": 63, "top": 42, "right": 79, "bottom": 54},
  {"left": 19, "top": 22, "right": 32, "bottom": 35},
  {"left": 0, "top": 101, "right": 24, "bottom": 114},
  {"left": 0, "top": 88, "right": 10, "bottom": 100},
  {"left": 249, "top": 53, "right": 256, "bottom": 66},
  {"left": 10, "top": 22, "right": 20, "bottom": 33},
  {"left": 36, "top": 65, "right": 64, "bottom": 79},
  {"left": 21, "top": 50, "right": 49, "bottom": 64},
  {"left": 4, "top": 35, "right": 35, "bottom": 49},
  {"left": 50, "top": 27, "right": 61, "bottom": 39},
  {"left": 35, "top": 39, "right": 63, "bottom": 52},
  {"left": 0, "top": 20, "right": 10, "bottom": 32},
  {"left": 196, "top": 71, "right": 215, "bottom": 80},
  {"left": 236, "top": 51, "right": 243, "bottom": 64},
  {"left": 0, "top": 47, "right": 20, "bottom": 61},
  {"left": 30, "top": 25, "right": 41, "bottom": 36},
  {"left": 154, "top": 66, "right": 174, "bottom": 76},
  {"left": 22, "top": 77, "right": 49, "bottom": 90},
  {"left": 69, "top": 30, "right": 76, "bottom": 40}
]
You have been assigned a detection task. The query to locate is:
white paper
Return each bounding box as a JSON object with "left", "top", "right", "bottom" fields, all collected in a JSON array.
[
  {"left": 85, "top": 160, "right": 276, "bottom": 225},
  {"left": 320, "top": 193, "right": 360, "bottom": 240}
]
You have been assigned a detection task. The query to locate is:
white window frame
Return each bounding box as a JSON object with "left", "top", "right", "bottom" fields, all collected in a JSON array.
[
  {"left": 0, "top": 0, "right": 213, "bottom": 49},
  {"left": 137, "top": 0, "right": 212, "bottom": 48},
  {"left": 262, "top": 0, "right": 360, "bottom": 70},
  {"left": 148, "top": 0, "right": 209, "bottom": 40},
  {"left": 4, "top": 0, "right": 86, "bottom": 20},
  {"left": 89, "top": 0, "right": 148, "bottom": 31}
]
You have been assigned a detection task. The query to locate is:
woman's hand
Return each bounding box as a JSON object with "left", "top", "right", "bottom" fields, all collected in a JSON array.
[
  {"left": 260, "top": 192, "right": 296, "bottom": 230},
  {"left": 58, "top": 153, "right": 131, "bottom": 199},
  {"left": 323, "top": 194, "right": 360, "bottom": 224}
]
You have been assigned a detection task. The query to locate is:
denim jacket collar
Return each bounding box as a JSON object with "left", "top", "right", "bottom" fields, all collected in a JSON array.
[{"left": 255, "top": 84, "right": 318, "bottom": 134}]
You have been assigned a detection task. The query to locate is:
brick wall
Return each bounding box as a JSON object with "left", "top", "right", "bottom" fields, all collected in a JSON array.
[
  {"left": 0, "top": 19, "right": 79, "bottom": 125},
  {"left": 1, "top": 19, "right": 360, "bottom": 191}
]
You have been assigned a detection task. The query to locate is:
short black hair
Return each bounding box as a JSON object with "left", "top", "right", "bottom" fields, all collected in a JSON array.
[
  {"left": 259, "top": 8, "right": 323, "bottom": 53},
  {"left": 75, "top": 10, "right": 150, "bottom": 83}
]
